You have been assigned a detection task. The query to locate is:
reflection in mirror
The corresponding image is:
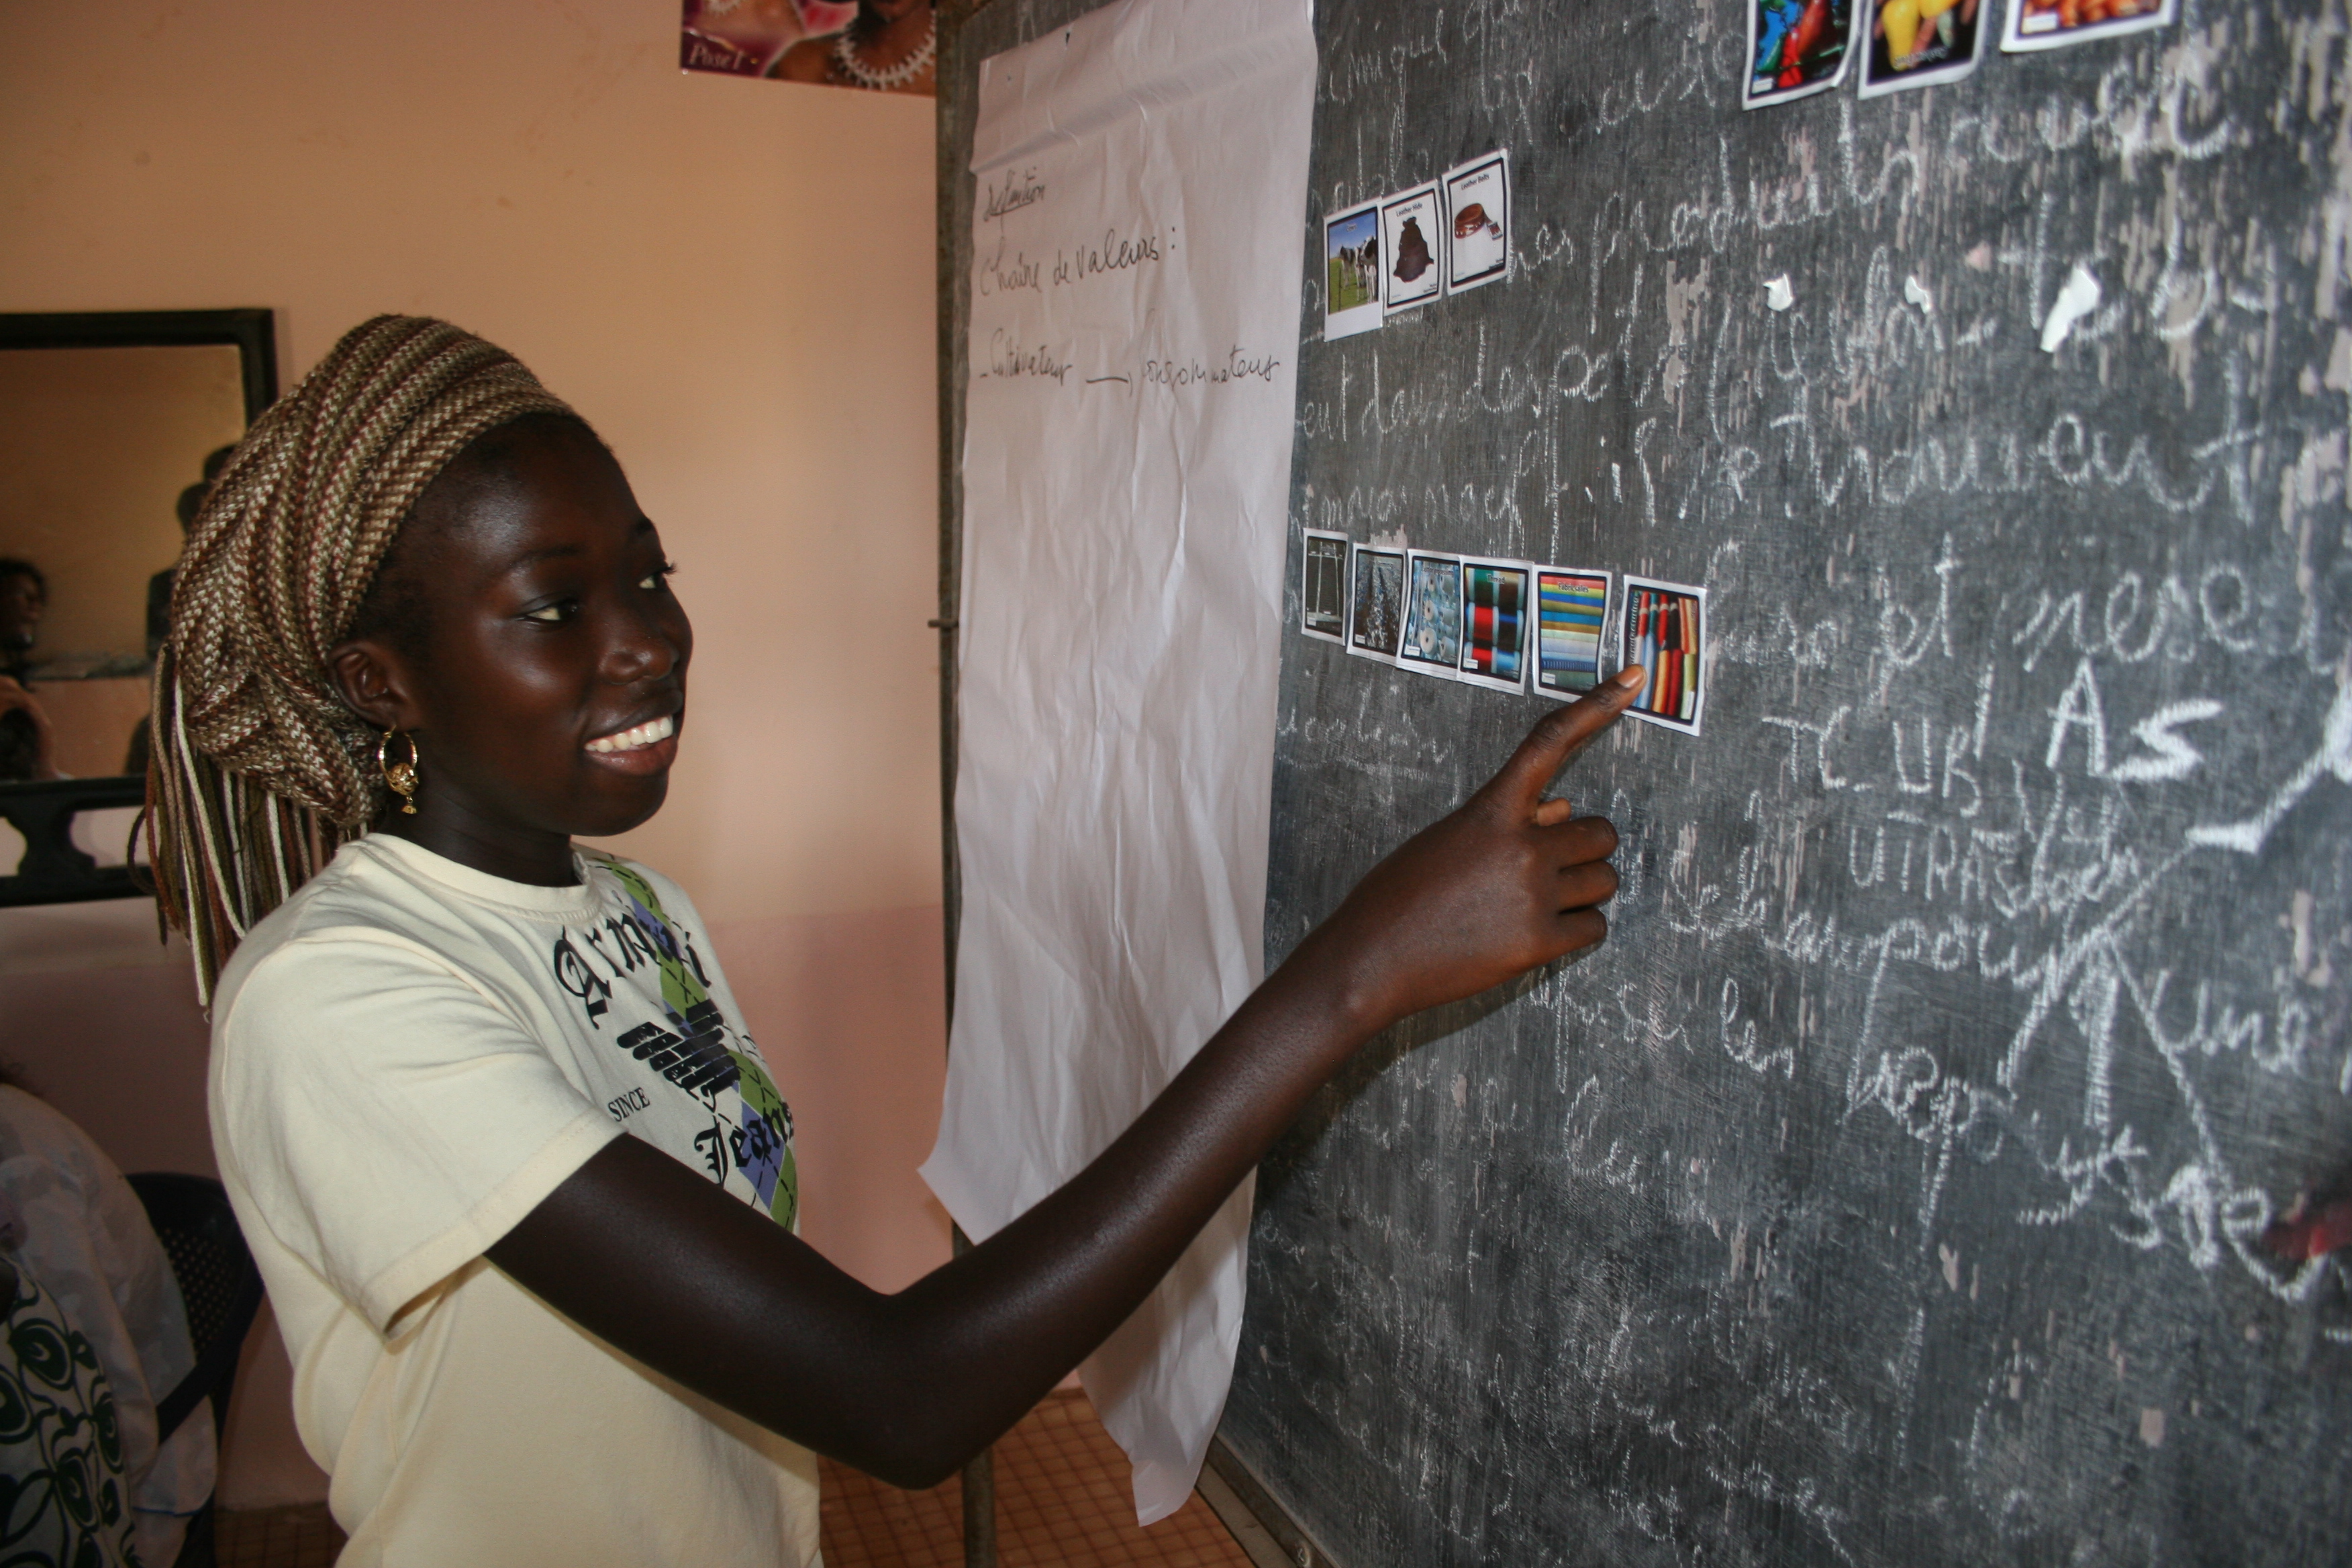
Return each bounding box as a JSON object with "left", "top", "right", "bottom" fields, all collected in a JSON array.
[
  {"left": 0, "top": 311, "right": 275, "bottom": 905},
  {"left": 0, "top": 346, "right": 246, "bottom": 779}
]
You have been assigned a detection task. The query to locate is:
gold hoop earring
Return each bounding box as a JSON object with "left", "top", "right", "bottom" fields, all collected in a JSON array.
[{"left": 378, "top": 728, "right": 420, "bottom": 816}]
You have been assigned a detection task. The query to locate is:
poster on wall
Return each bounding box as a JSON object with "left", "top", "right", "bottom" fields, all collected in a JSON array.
[
  {"left": 680, "top": 0, "right": 937, "bottom": 95},
  {"left": 933, "top": 0, "right": 1318, "bottom": 1528}
]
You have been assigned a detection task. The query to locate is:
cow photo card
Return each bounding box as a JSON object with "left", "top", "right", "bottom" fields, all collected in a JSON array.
[
  {"left": 1323, "top": 200, "right": 1383, "bottom": 341},
  {"left": 1398, "top": 551, "right": 1465, "bottom": 681},
  {"left": 1345, "top": 544, "right": 1408, "bottom": 664},
  {"left": 1530, "top": 566, "right": 1615, "bottom": 700},
  {"left": 1300, "top": 530, "right": 1350, "bottom": 643},
  {"left": 1442, "top": 152, "right": 1510, "bottom": 295},
  {"left": 1618, "top": 575, "right": 1708, "bottom": 735},
  {"left": 1379, "top": 183, "right": 1444, "bottom": 315},
  {"left": 1860, "top": 0, "right": 1984, "bottom": 94},
  {"left": 2002, "top": 0, "right": 2173, "bottom": 52},
  {"left": 1455, "top": 556, "right": 1534, "bottom": 693},
  {"left": 1745, "top": 0, "right": 1855, "bottom": 109}
]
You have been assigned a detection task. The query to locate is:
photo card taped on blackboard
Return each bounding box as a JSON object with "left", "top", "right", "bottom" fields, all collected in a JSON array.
[
  {"left": 1300, "top": 530, "right": 1350, "bottom": 643},
  {"left": 1530, "top": 565, "right": 1616, "bottom": 701},
  {"left": 1398, "top": 550, "right": 1464, "bottom": 680},
  {"left": 1379, "top": 183, "right": 1443, "bottom": 314},
  {"left": 1442, "top": 152, "right": 1510, "bottom": 295},
  {"left": 1744, "top": 0, "right": 1855, "bottom": 109},
  {"left": 1323, "top": 200, "right": 1384, "bottom": 340},
  {"left": 1618, "top": 575, "right": 1707, "bottom": 735},
  {"left": 1345, "top": 543, "right": 1408, "bottom": 665},
  {"left": 1455, "top": 556, "right": 1534, "bottom": 693},
  {"left": 2001, "top": 0, "right": 2174, "bottom": 52},
  {"left": 1859, "top": 0, "right": 1985, "bottom": 95}
]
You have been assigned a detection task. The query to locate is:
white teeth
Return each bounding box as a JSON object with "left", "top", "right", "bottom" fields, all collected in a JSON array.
[{"left": 585, "top": 714, "right": 675, "bottom": 754}]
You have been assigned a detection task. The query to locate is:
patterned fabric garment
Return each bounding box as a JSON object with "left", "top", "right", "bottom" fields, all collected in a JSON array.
[
  {"left": 585, "top": 856, "right": 799, "bottom": 1226},
  {"left": 0, "top": 1265, "right": 140, "bottom": 1568}
]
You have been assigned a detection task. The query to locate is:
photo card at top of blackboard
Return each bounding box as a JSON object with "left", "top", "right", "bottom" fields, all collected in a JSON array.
[
  {"left": 1344, "top": 542, "right": 1407, "bottom": 665},
  {"left": 1618, "top": 574, "right": 1707, "bottom": 734},
  {"left": 1859, "top": 0, "right": 1985, "bottom": 96},
  {"left": 1398, "top": 550, "right": 1464, "bottom": 681},
  {"left": 1379, "top": 184, "right": 1443, "bottom": 314},
  {"left": 1530, "top": 565, "right": 1616, "bottom": 701},
  {"left": 1300, "top": 530, "right": 1349, "bottom": 642},
  {"left": 1441, "top": 152, "right": 1510, "bottom": 295},
  {"left": 1322, "top": 200, "right": 1383, "bottom": 340},
  {"left": 1744, "top": 0, "right": 1855, "bottom": 109},
  {"left": 2002, "top": 0, "right": 2175, "bottom": 52},
  {"left": 1455, "top": 555, "right": 1534, "bottom": 693}
]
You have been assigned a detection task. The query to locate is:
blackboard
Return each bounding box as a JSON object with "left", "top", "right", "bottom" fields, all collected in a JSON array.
[{"left": 938, "top": 3, "right": 2352, "bottom": 1564}]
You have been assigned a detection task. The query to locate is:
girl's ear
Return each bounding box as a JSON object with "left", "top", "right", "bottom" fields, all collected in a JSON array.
[{"left": 327, "top": 640, "right": 422, "bottom": 735}]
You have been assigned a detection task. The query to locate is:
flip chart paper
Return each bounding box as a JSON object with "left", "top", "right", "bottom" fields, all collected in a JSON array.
[{"left": 925, "top": 0, "right": 1317, "bottom": 1526}]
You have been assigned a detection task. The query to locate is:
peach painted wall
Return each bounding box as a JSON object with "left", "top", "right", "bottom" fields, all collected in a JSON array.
[{"left": 1, "top": 0, "right": 949, "bottom": 1508}]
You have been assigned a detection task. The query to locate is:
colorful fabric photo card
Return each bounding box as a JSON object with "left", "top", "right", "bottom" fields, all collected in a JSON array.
[
  {"left": 1861, "top": 0, "right": 1984, "bottom": 95},
  {"left": 1455, "top": 556, "right": 1533, "bottom": 693},
  {"left": 1745, "top": 0, "right": 1855, "bottom": 109},
  {"left": 1531, "top": 567, "right": 1614, "bottom": 700},
  {"left": 2002, "top": 0, "right": 2173, "bottom": 52},
  {"left": 1398, "top": 551, "right": 1463, "bottom": 680},
  {"left": 1346, "top": 544, "right": 1407, "bottom": 665},
  {"left": 1618, "top": 575, "right": 1708, "bottom": 735},
  {"left": 1300, "top": 530, "right": 1349, "bottom": 643}
]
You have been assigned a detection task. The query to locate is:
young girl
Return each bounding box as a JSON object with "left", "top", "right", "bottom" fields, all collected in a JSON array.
[{"left": 150, "top": 315, "right": 1636, "bottom": 1564}]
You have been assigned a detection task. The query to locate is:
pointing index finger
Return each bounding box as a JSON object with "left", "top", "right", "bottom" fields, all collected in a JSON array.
[{"left": 1483, "top": 666, "right": 1646, "bottom": 816}]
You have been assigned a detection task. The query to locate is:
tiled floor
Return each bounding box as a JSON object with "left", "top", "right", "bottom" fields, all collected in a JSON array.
[
  {"left": 215, "top": 1503, "right": 344, "bottom": 1568},
  {"left": 217, "top": 1391, "right": 1252, "bottom": 1568},
  {"left": 821, "top": 1390, "right": 1253, "bottom": 1568}
]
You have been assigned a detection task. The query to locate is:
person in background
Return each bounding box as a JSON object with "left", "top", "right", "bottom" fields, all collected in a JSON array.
[
  {"left": 128, "top": 446, "right": 240, "bottom": 775},
  {"left": 0, "top": 1076, "right": 216, "bottom": 1567},
  {"left": 0, "top": 558, "right": 58, "bottom": 782},
  {"left": 147, "top": 445, "right": 237, "bottom": 661}
]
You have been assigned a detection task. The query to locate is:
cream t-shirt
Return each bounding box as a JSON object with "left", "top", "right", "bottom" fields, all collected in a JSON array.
[{"left": 209, "top": 834, "right": 819, "bottom": 1567}]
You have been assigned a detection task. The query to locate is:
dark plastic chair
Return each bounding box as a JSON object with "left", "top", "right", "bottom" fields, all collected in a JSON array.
[{"left": 128, "top": 1173, "right": 266, "bottom": 1568}]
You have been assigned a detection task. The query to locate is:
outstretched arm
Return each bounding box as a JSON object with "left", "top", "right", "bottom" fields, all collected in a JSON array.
[{"left": 489, "top": 669, "right": 1642, "bottom": 1487}]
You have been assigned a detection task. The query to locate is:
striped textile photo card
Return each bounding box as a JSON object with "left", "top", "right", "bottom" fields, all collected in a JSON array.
[
  {"left": 1455, "top": 556, "right": 1534, "bottom": 693},
  {"left": 1531, "top": 567, "right": 1614, "bottom": 699},
  {"left": 1618, "top": 575, "right": 1707, "bottom": 734}
]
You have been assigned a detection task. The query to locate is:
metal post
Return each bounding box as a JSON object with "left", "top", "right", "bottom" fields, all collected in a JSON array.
[{"left": 936, "top": 3, "right": 992, "bottom": 1563}]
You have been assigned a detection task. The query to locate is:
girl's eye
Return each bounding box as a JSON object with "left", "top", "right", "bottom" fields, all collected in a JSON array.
[
  {"left": 524, "top": 599, "right": 579, "bottom": 624},
  {"left": 639, "top": 560, "right": 679, "bottom": 592}
]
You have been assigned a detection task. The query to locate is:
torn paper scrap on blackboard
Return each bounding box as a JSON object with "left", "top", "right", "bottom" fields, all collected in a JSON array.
[{"left": 924, "top": 0, "right": 1316, "bottom": 1528}]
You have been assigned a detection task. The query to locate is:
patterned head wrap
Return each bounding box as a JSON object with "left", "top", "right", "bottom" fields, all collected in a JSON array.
[{"left": 147, "top": 315, "right": 575, "bottom": 999}]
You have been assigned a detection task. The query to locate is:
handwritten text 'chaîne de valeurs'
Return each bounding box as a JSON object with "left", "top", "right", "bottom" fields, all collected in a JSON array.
[{"left": 976, "top": 221, "right": 1167, "bottom": 299}]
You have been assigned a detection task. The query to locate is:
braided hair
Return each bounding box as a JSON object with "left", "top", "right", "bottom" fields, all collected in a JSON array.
[{"left": 147, "top": 315, "right": 577, "bottom": 1001}]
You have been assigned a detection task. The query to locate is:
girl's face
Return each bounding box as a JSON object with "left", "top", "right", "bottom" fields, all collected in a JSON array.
[{"left": 331, "top": 420, "right": 692, "bottom": 854}]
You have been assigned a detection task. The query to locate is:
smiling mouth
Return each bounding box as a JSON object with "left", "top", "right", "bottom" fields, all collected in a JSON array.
[{"left": 585, "top": 714, "right": 677, "bottom": 754}]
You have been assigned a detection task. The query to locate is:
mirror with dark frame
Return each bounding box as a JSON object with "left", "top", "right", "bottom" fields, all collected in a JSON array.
[{"left": 0, "top": 310, "right": 277, "bottom": 905}]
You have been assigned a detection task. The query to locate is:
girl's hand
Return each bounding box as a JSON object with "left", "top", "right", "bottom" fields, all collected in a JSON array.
[{"left": 1302, "top": 666, "right": 1642, "bottom": 1035}]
